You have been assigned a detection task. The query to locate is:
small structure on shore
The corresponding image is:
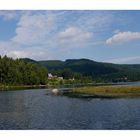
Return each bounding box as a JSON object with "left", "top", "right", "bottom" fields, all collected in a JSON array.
[{"left": 52, "top": 88, "right": 59, "bottom": 94}]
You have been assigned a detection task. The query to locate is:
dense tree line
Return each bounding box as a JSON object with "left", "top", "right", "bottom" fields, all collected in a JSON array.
[{"left": 0, "top": 56, "right": 48, "bottom": 85}]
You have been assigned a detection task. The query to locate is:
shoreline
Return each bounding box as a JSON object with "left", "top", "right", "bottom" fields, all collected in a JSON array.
[
  {"left": 0, "top": 85, "right": 47, "bottom": 91},
  {"left": 1, "top": 83, "right": 140, "bottom": 98}
]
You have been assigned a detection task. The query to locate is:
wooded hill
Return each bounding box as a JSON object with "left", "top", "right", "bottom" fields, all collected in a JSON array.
[{"left": 22, "top": 58, "right": 140, "bottom": 82}]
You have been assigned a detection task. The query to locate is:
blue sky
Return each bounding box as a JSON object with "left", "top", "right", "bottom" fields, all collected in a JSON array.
[{"left": 0, "top": 10, "right": 140, "bottom": 64}]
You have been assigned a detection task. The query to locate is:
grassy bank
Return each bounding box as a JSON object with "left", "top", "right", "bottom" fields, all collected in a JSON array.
[
  {"left": 73, "top": 85, "right": 140, "bottom": 98},
  {"left": 0, "top": 85, "right": 47, "bottom": 91}
]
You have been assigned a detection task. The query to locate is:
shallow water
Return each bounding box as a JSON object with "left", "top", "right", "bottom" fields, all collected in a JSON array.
[
  {"left": 124, "top": 81, "right": 140, "bottom": 86},
  {"left": 0, "top": 88, "right": 140, "bottom": 129}
]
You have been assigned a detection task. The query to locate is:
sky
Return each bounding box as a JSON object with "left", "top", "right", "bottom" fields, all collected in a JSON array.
[{"left": 0, "top": 10, "right": 140, "bottom": 64}]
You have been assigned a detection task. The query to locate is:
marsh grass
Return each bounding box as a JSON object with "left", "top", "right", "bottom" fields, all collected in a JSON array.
[{"left": 73, "top": 85, "right": 140, "bottom": 97}]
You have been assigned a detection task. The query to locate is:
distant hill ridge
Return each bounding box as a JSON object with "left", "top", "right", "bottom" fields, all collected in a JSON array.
[{"left": 21, "top": 58, "right": 140, "bottom": 82}]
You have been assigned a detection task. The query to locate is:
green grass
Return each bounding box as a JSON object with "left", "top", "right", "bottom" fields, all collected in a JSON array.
[
  {"left": 73, "top": 85, "right": 140, "bottom": 97},
  {"left": 0, "top": 85, "right": 46, "bottom": 91}
]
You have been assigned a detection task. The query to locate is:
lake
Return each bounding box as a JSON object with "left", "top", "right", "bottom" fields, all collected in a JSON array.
[{"left": 0, "top": 86, "right": 140, "bottom": 130}]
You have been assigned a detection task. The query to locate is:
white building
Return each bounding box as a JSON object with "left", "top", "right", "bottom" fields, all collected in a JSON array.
[
  {"left": 58, "top": 77, "right": 63, "bottom": 80},
  {"left": 48, "top": 73, "right": 53, "bottom": 79},
  {"left": 48, "top": 73, "right": 63, "bottom": 80}
]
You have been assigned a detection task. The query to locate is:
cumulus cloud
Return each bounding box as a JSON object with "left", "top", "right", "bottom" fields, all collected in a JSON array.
[
  {"left": 0, "top": 11, "right": 129, "bottom": 60},
  {"left": 0, "top": 43, "right": 50, "bottom": 60},
  {"left": 12, "top": 13, "right": 54, "bottom": 45},
  {"left": 0, "top": 11, "right": 20, "bottom": 20},
  {"left": 0, "top": 41, "right": 18, "bottom": 56},
  {"left": 113, "top": 29, "right": 120, "bottom": 34},
  {"left": 0, "top": 11, "right": 124, "bottom": 60},
  {"left": 7, "top": 51, "right": 28, "bottom": 58},
  {"left": 106, "top": 31, "right": 140, "bottom": 45},
  {"left": 57, "top": 26, "right": 93, "bottom": 45},
  {"left": 7, "top": 48, "right": 50, "bottom": 60}
]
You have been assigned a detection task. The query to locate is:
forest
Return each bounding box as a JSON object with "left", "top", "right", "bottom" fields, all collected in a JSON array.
[
  {"left": 0, "top": 56, "right": 140, "bottom": 86},
  {"left": 0, "top": 56, "right": 48, "bottom": 85},
  {"left": 38, "top": 58, "right": 140, "bottom": 82}
]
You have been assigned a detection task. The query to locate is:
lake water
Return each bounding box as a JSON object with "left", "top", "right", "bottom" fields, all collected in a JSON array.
[
  {"left": 123, "top": 81, "right": 140, "bottom": 86},
  {"left": 0, "top": 85, "right": 140, "bottom": 130}
]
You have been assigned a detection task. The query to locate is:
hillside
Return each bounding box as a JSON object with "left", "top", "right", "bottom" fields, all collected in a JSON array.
[
  {"left": 39, "top": 59, "right": 118, "bottom": 75},
  {"left": 22, "top": 58, "right": 140, "bottom": 82}
]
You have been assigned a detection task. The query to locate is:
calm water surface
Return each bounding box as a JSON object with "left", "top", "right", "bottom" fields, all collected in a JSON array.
[{"left": 0, "top": 87, "right": 140, "bottom": 129}]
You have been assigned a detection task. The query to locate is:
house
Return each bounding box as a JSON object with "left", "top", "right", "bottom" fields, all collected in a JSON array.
[
  {"left": 69, "top": 77, "right": 75, "bottom": 81},
  {"left": 48, "top": 73, "right": 63, "bottom": 80},
  {"left": 48, "top": 73, "right": 53, "bottom": 79},
  {"left": 58, "top": 77, "right": 63, "bottom": 80}
]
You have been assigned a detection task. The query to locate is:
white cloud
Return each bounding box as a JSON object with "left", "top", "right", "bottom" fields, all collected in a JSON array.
[
  {"left": 106, "top": 56, "right": 140, "bottom": 64},
  {"left": 0, "top": 11, "right": 20, "bottom": 20},
  {"left": 0, "top": 41, "right": 51, "bottom": 60},
  {"left": 12, "top": 13, "right": 54, "bottom": 45},
  {"left": 106, "top": 31, "right": 140, "bottom": 45},
  {"left": 57, "top": 26, "right": 93, "bottom": 46},
  {"left": 7, "top": 48, "right": 49, "bottom": 60},
  {"left": 0, "top": 41, "right": 18, "bottom": 56},
  {"left": 7, "top": 50, "right": 28, "bottom": 58},
  {"left": 0, "top": 11, "right": 126, "bottom": 60},
  {"left": 75, "top": 11, "right": 114, "bottom": 32},
  {"left": 113, "top": 29, "right": 120, "bottom": 34}
]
